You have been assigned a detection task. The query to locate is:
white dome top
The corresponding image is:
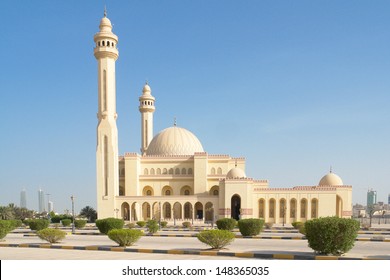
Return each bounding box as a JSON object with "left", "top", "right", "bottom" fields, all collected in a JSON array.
[
  {"left": 319, "top": 172, "right": 343, "bottom": 186},
  {"left": 142, "top": 83, "right": 151, "bottom": 95},
  {"left": 226, "top": 167, "right": 246, "bottom": 179},
  {"left": 146, "top": 126, "right": 204, "bottom": 156}
]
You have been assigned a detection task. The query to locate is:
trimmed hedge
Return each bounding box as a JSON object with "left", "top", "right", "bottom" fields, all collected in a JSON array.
[
  {"left": 127, "top": 223, "right": 136, "bottom": 229},
  {"left": 74, "top": 219, "right": 87, "bottom": 229},
  {"left": 146, "top": 220, "right": 159, "bottom": 234},
  {"left": 61, "top": 219, "right": 72, "bottom": 227},
  {"left": 182, "top": 221, "right": 192, "bottom": 228},
  {"left": 292, "top": 221, "right": 305, "bottom": 234},
  {"left": 216, "top": 218, "right": 237, "bottom": 231},
  {"left": 28, "top": 219, "right": 50, "bottom": 231},
  {"left": 197, "top": 229, "right": 235, "bottom": 249},
  {"left": 238, "top": 218, "right": 264, "bottom": 236},
  {"left": 108, "top": 229, "right": 143, "bottom": 247},
  {"left": 96, "top": 218, "right": 124, "bottom": 235},
  {"left": 136, "top": 221, "right": 146, "bottom": 228},
  {"left": 0, "top": 220, "right": 13, "bottom": 240},
  {"left": 305, "top": 217, "right": 360, "bottom": 255},
  {"left": 37, "top": 228, "right": 66, "bottom": 243},
  {"left": 160, "top": 221, "right": 168, "bottom": 228}
]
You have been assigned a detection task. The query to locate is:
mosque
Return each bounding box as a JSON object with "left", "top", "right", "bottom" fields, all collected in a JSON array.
[{"left": 94, "top": 12, "right": 352, "bottom": 223}]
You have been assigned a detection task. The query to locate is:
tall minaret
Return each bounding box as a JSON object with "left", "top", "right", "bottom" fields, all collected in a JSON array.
[
  {"left": 94, "top": 10, "right": 119, "bottom": 219},
  {"left": 139, "top": 82, "right": 155, "bottom": 155}
]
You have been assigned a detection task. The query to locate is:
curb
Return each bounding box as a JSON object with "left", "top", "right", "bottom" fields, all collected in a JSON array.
[{"left": 0, "top": 243, "right": 382, "bottom": 260}]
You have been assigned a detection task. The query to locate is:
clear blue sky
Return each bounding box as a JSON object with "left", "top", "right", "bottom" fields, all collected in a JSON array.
[{"left": 1, "top": 0, "right": 389, "bottom": 213}]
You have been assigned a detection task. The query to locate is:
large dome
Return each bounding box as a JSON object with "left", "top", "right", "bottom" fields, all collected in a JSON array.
[
  {"left": 319, "top": 172, "right": 343, "bottom": 186},
  {"left": 226, "top": 167, "right": 246, "bottom": 179},
  {"left": 145, "top": 126, "right": 204, "bottom": 156}
]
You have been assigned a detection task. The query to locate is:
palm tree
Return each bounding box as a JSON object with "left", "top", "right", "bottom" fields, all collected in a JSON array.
[
  {"left": 80, "top": 206, "right": 97, "bottom": 222},
  {"left": 0, "top": 206, "right": 14, "bottom": 220}
]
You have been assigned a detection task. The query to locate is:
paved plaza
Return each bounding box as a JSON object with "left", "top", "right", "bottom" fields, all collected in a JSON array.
[{"left": 1, "top": 224, "right": 390, "bottom": 260}]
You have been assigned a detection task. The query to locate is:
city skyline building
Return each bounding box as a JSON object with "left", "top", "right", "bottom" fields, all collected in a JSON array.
[
  {"left": 367, "top": 189, "right": 377, "bottom": 207},
  {"left": 20, "top": 189, "right": 27, "bottom": 208},
  {"left": 38, "top": 189, "right": 45, "bottom": 213}
]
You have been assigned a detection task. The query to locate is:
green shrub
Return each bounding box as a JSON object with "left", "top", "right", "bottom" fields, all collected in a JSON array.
[
  {"left": 146, "top": 220, "right": 159, "bottom": 233},
  {"left": 127, "top": 223, "right": 136, "bottom": 229},
  {"left": 37, "top": 228, "right": 66, "bottom": 243},
  {"left": 22, "top": 219, "right": 31, "bottom": 227},
  {"left": 96, "top": 218, "right": 124, "bottom": 235},
  {"left": 264, "top": 222, "right": 274, "bottom": 229},
  {"left": 9, "top": 220, "right": 23, "bottom": 229},
  {"left": 238, "top": 218, "right": 264, "bottom": 236},
  {"left": 197, "top": 229, "right": 235, "bottom": 249},
  {"left": 182, "top": 221, "right": 192, "bottom": 228},
  {"left": 61, "top": 219, "right": 72, "bottom": 227},
  {"left": 305, "top": 217, "right": 360, "bottom": 255},
  {"left": 0, "top": 220, "right": 13, "bottom": 240},
  {"left": 74, "top": 220, "right": 87, "bottom": 229},
  {"left": 216, "top": 218, "right": 237, "bottom": 231},
  {"left": 136, "top": 221, "right": 146, "bottom": 228},
  {"left": 108, "top": 229, "right": 143, "bottom": 247},
  {"left": 28, "top": 219, "right": 50, "bottom": 231},
  {"left": 292, "top": 221, "right": 305, "bottom": 234},
  {"left": 51, "top": 215, "right": 73, "bottom": 223},
  {"left": 160, "top": 221, "right": 168, "bottom": 228}
]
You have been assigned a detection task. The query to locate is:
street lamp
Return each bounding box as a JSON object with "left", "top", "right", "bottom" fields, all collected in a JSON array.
[
  {"left": 158, "top": 201, "right": 161, "bottom": 230},
  {"left": 70, "top": 195, "right": 75, "bottom": 234},
  {"left": 282, "top": 206, "right": 287, "bottom": 227},
  {"left": 172, "top": 207, "right": 176, "bottom": 226},
  {"left": 191, "top": 206, "right": 194, "bottom": 225}
]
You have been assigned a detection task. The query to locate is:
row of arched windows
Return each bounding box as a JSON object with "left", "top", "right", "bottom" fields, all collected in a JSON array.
[
  {"left": 258, "top": 198, "right": 318, "bottom": 219},
  {"left": 210, "top": 167, "right": 223, "bottom": 175},
  {"left": 141, "top": 100, "right": 154, "bottom": 106},
  {"left": 97, "top": 40, "right": 116, "bottom": 48},
  {"left": 118, "top": 185, "right": 219, "bottom": 197},
  {"left": 144, "top": 167, "right": 193, "bottom": 175}
]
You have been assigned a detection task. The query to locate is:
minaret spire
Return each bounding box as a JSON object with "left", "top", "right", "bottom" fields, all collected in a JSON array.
[
  {"left": 104, "top": 6, "right": 107, "bottom": 17},
  {"left": 139, "top": 82, "right": 155, "bottom": 155}
]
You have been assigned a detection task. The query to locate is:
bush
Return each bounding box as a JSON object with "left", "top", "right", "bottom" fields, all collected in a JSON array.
[
  {"left": 61, "top": 219, "right": 72, "bottom": 227},
  {"left": 160, "top": 221, "right": 168, "bottom": 228},
  {"left": 182, "top": 221, "right": 192, "bottom": 228},
  {"left": 74, "top": 220, "right": 87, "bottom": 229},
  {"left": 96, "top": 218, "right": 124, "bottom": 235},
  {"left": 37, "top": 228, "right": 66, "bottom": 243},
  {"left": 51, "top": 215, "right": 73, "bottom": 223},
  {"left": 0, "top": 220, "right": 13, "bottom": 240},
  {"left": 146, "top": 220, "right": 159, "bottom": 234},
  {"left": 292, "top": 221, "right": 305, "bottom": 234},
  {"left": 264, "top": 222, "right": 274, "bottom": 229},
  {"left": 28, "top": 219, "right": 50, "bottom": 231},
  {"left": 136, "top": 221, "right": 146, "bottom": 228},
  {"left": 216, "top": 218, "right": 237, "bottom": 231},
  {"left": 108, "top": 229, "right": 143, "bottom": 247},
  {"left": 197, "top": 229, "right": 236, "bottom": 249},
  {"left": 238, "top": 218, "right": 264, "bottom": 236},
  {"left": 9, "top": 220, "right": 23, "bottom": 229},
  {"left": 127, "top": 223, "right": 136, "bottom": 229},
  {"left": 305, "top": 217, "right": 360, "bottom": 255}
]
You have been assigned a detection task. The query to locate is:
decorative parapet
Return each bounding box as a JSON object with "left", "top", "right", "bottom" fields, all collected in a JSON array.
[{"left": 208, "top": 154, "right": 230, "bottom": 159}]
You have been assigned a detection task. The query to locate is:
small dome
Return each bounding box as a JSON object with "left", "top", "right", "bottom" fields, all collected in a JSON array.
[
  {"left": 226, "top": 167, "right": 246, "bottom": 179},
  {"left": 146, "top": 126, "right": 204, "bottom": 156},
  {"left": 99, "top": 17, "right": 112, "bottom": 32},
  {"left": 319, "top": 172, "right": 343, "bottom": 186},
  {"left": 143, "top": 83, "right": 151, "bottom": 95}
]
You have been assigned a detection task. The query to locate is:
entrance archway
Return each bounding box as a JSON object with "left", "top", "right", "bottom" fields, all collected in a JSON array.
[{"left": 231, "top": 194, "right": 241, "bottom": 220}]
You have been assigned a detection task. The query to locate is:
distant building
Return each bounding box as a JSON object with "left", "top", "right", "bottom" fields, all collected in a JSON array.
[
  {"left": 20, "top": 189, "right": 27, "bottom": 208},
  {"left": 38, "top": 189, "right": 45, "bottom": 213},
  {"left": 367, "top": 190, "right": 377, "bottom": 207},
  {"left": 48, "top": 201, "right": 54, "bottom": 213},
  {"left": 388, "top": 193, "right": 390, "bottom": 205}
]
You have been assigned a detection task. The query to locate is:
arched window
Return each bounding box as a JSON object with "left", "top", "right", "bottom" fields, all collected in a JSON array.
[
  {"left": 169, "top": 168, "right": 173, "bottom": 174},
  {"left": 181, "top": 168, "right": 187, "bottom": 175},
  {"left": 144, "top": 168, "right": 149, "bottom": 175},
  {"left": 213, "top": 190, "right": 219, "bottom": 195},
  {"left": 300, "top": 199, "right": 307, "bottom": 218},
  {"left": 98, "top": 41, "right": 101, "bottom": 47},
  {"left": 217, "top": 167, "right": 222, "bottom": 175},
  {"left": 311, "top": 199, "right": 318, "bottom": 218},
  {"left": 188, "top": 168, "right": 193, "bottom": 175},
  {"left": 211, "top": 168, "right": 216, "bottom": 175},
  {"left": 279, "top": 199, "right": 286, "bottom": 218},
  {"left": 150, "top": 168, "right": 155, "bottom": 175},
  {"left": 165, "top": 190, "right": 171, "bottom": 196},
  {"left": 146, "top": 190, "right": 152, "bottom": 196},
  {"left": 290, "top": 199, "right": 297, "bottom": 219},
  {"left": 259, "top": 199, "right": 265, "bottom": 218},
  {"left": 269, "top": 199, "right": 275, "bottom": 218},
  {"left": 163, "top": 168, "right": 167, "bottom": 174},
  {"left": 157, "top": 168, "right": 161, "bottom": 175},
  {"left": 175, "top": 168, "right": 180, "bottom": 175},
  {"left": 184, "top": 190, "right": 190, "bottom": 195},
  {"left": 102, "top": 41, "right": 105, "bottom": 46}
]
